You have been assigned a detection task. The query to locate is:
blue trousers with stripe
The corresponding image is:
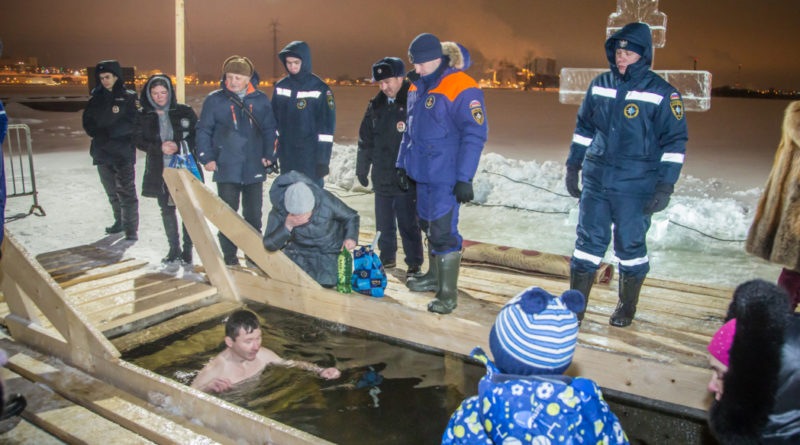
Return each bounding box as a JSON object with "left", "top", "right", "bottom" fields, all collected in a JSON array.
[{"left": 571, "top": 188, "right": 651, "bottom": 277}]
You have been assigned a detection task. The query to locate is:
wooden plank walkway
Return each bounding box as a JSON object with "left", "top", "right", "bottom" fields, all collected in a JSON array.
[{"left": 0, "top": 244, "right": 220, "bottom": 339}]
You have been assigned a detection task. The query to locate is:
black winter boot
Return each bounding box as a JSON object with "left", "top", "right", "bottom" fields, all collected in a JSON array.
[
  {"left": 162, "top": 246, "right": 182, "bottom": 263},
  {"left": 570, "top": 269, "right": 596, "bottom": 322},
  {"left": 105, "top": 221, "right": 123, "bottom": 234},
  {"left": 428, "top": 251, "right": 461, "bottom": 314},
  {"left": 610, "top": 274, "right": 645, "bottom": 327},
  {"left": 407, "top": 252, "right": 439, "bottom": 292}
]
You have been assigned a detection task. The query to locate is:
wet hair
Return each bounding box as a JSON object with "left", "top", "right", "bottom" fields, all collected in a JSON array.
[
  {"left": 149, "top": 77, "right": 170, "bottom": 92},
  {"left": 225, "top": 310, "right": 260, "bottom": 340}
]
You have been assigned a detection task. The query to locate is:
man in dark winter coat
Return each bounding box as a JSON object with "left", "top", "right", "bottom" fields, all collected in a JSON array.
[
  {"left": 356, "top": 57, "right": 423, "bottom": 276},
  {"left": 134, "top": 74, "right": 203, "bottom": 264},
  {"left": 707, "top": 279, "right": 800, "bottom": 443},
  {"left": 271, "top": 41, "right": 335, "bottom": 187},
  {"left": 82, "top": 60, "right": 140, "bottom": 240},
  {"left": 565, "top": 22, "right": 688, "bottom": 327},
  {"left": 396, "top": 34, "right": 488, "bottom": 314},
  {"left": 263, "top": 171, "right": 359, "bottom": 287},
  {"left": 197, "top": 55, "right": 278, "bottom": 266}
]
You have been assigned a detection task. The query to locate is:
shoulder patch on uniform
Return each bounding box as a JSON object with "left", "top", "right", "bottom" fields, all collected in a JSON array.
[
  {"left": 471, "top": 107, "right": 485, "bottom": 125},
  {"left": 624, "top": 103, "right": 639, "bottom": 119},
  {"left": 670, "top": 97, "right": 684, "bottom": 120},
  {"left": 327, "top": 90, "right": 335, "bottom": 110},
  {"left": 469, "top": 99, "right": 481, "bottom": 109}
]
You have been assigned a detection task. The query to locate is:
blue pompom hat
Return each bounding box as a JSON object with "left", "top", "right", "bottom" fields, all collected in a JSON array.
[{"left": 489, "top": 286, "right": 585, "bottom": 375}]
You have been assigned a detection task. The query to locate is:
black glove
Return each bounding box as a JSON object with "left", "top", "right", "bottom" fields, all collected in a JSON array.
[
  {"left": 265, "top": 160, "right": 279, "bottom": 175},
  {"left": 565, "top": 166, "right": 581, "bottom": 198},
  {"left": 396, "top": 168, "right": 409, "bottom": 192},
  {"left": 644, "top": 183, "right": 674, "bottom": 214},
  {"left": 316, "top": 163, "right": 329, "bottom": 178},
  {"left": 357, "top": 173, "right": 369, "bottom": 187},
  {"left": 453, "top": 181, "right": 474, "bottom": 204}
]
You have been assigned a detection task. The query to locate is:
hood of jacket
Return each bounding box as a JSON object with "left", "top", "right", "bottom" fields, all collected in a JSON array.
[
  {"left": 605, "top": 22, "right": 653, "bottom": 81},
  {"left": 218, "top": 70, "right": 261, "bottom": 95},
  {"left": 279, "top": 41, "right": 312, "bottom": 80},
  {"left": 269, "top": 170, "right": 322, "bottom": 213},
  {"left": 140, "top": 74, "right": 176, "bottom": 113},
  {"left": 92, "top": 59, "right": 124, "bottom": 95},
  {"left": 442, "top": 41, "right": 472, "bottom": 71}
]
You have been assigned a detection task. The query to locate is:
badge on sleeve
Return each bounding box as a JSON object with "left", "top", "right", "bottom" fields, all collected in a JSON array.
[
  {"left": 670, "top": 92, "right": 684, "bottom": 120},
  {"left": 327, "top": 90, "right": 335, "bottom": 110},
  {"left": 471, "top": 107, "right": 484, "bottom": 125}
]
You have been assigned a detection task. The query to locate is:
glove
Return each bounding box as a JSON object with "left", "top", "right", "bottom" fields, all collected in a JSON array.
[
  {"left": 357, "top": 173, "right": 369, "bottom": 187},
  {"left": 644, "top": 183, "right": 674, "bottom": 214},
  {"left": 265, "top": 159, "right": 279, "bottom": 175},
  {"left": 565, "top": 166, "right": 581, "bottom": 198},
  {"left": 396, "top": 168, "right": 409, "bottom": 192},
  {"left": 453, "top": 181, "right": 474, "bottom": 204},
  {"left": 316, "top": 163, "right": 329, "bottom": 178}
]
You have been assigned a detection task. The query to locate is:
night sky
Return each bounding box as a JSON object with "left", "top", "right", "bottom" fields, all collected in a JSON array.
[{"left": 1, "top": 0, "right": 798, "bottom": 88}]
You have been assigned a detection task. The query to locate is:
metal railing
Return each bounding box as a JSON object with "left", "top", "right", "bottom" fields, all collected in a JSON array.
[{"left": 4, "top": 124, "right": 45, "bottom": 216}]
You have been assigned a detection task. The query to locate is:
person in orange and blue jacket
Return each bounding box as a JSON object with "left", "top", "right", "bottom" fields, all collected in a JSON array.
[{"left": 396, "top": 33, "right": 488, "bottom": 314}]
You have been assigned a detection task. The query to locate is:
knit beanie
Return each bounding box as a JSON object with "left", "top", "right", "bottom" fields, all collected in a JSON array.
[
  {"left": 408, "top": 33, "right": 442, "bottom": 64},
  {"left": 707, "top": 318, "right": 737, "bottom": 367},
  {"left": 222, "top": 55, "right": 254, "bottom": 77},
  {"left": 285, "top": 182, "right": 315, "bottom": 215},
  {"left": 489, "top": 287, "right": 585, "bottom": 376},
  {"left": 372, "top": 57, "right": 405, "bottom": 82},
  {"left": 614, "top": 39, "right": 644, "bottom": 56}
]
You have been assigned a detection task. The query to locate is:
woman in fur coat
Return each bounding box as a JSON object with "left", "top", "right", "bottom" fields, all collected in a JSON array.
[{"left": 745, "top": 101, "right": 800, "bottom": 311}]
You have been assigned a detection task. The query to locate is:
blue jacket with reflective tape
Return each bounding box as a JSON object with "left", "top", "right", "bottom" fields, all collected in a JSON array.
[
  {"left": 566, "top": 23, "right": 688, "bottom": 197},
  {"left": 396, "top": 42, "right": 488, "bottom": 186},
  {"left": 272, "top": 41, "right": 335, "bottom": 180},
  {"left": 196, "top": 71, "right": 277, "bottom": 184}
]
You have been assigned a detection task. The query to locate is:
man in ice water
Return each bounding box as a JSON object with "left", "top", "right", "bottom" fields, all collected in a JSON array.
[
  {"left": 191, "top": 309, "right": 340, "bottom": 393},
  {"left": 565, "top": 22, "right": 688, "bottom": 327}
]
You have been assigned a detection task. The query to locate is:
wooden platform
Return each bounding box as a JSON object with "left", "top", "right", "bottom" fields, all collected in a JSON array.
[{"left": 0, "top": 243, "right": 220, "bottom": 339}]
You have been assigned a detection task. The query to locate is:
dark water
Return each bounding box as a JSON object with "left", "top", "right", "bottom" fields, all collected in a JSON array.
[{"left": 123, "top": 303, "right": 486, "bottom": 445}]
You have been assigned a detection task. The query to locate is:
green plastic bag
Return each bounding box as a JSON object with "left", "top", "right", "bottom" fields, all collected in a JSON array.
[{"left": 336, "top": 248, "right": 353, "bottom": 293}]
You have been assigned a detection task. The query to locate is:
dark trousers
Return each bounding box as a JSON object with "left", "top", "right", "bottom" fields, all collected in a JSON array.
[
  {"left": 217, "top": 182, "right": 263, "bottom": 262},
  {"left": 375, "top": 192, "right": 424, "bottom": 267},
  {"left": 157, "top": 191, "right": 191, "bottom": 252},
  {"left": 97, "top": 162, "right": 138, "bottom": 234}
]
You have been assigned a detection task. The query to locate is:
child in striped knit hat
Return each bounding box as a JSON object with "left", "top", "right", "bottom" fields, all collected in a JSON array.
[{"left": 442, "top": 286, "right": 629, "bottom": 444}]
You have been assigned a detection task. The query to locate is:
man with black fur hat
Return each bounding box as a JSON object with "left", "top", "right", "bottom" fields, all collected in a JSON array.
[
  {"left": 396, "top": 33, "right": 488, "bottom": 315},
  {"left": 564, "top": 22, "right": 688, "bottom": 327},
  {"left": 272, "top": 41, "right": 335, "bottom": 187},
  {"left": 197, "top": 55, "right": 278, "bottom": 266},
  {"left": 356, "top": 57, "right": 423, "bottom": 276},
  {"left": 82, "top": 59, "right": 140, "bottom": 240},
  {"left": 707, "top": 279, "right": 800, "bottom": 443}
]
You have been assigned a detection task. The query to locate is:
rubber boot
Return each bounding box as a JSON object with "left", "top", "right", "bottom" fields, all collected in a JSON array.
[
  {"left": 162, "top": 246, "right": 182, "bottom": 263},
  {"left": 428, "top": 251, "right": 461, "bottom": 314},
  {"left": 610, "top": 273, "right": 645, "bottom": 327},
  {"left": 407, "top": 252, "right": 438, "bottom": 292},
  {"left": 105, "top": 220, "right": 123, "bottom": 234},
  {"left": 162, "top": 212, "right": 181, "bottom": 263},
  {"left": 570, "top": 269, "right": 596, "bottom": 322}
]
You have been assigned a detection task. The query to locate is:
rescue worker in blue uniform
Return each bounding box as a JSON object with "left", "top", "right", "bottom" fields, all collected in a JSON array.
[
  {"left": 272, "top": 41, "right": 335, "bottom": 187},
  {"left": 356, "top": 57, "right": 424, "bottom": 276},
  {"left": 565, "top": 22, "right": 688, "bottom": 327},
  {"left": 396, "top": 33, "right": 488, "bottom": 314},
  {"left": 197, "top": 55, "right": 278, "bottom": 266}
]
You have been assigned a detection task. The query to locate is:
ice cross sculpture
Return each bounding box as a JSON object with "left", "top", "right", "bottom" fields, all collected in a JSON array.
[{"left": 559, "top": 0, "right": 711, "bottom": 111}]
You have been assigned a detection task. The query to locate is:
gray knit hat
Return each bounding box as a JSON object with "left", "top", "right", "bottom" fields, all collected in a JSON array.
[{"left": 285, "top": 182, "right": 315, "bottom": 214}]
